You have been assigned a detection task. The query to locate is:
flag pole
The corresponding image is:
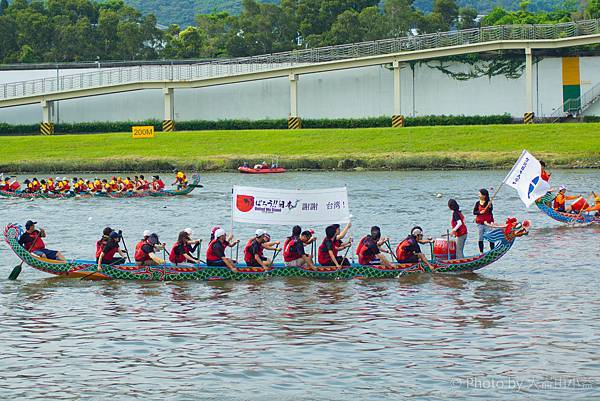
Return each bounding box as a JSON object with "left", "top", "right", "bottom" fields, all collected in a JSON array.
[{"left": 490, "top": 149, "right": 527, "bottom": 204}]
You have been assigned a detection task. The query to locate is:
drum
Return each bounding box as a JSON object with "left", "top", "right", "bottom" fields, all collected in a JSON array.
[
  {"left": 433, "top": 238, "right": 456, "bottom": 260},
  {"left": 571, "top": 197, "right": 589, "bottom": 212}
]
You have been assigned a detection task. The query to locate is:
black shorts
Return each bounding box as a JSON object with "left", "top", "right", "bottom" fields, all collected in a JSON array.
[
  {"left": 246, "top": 256, "right": 267, "bottom": 267},
  {"left": 398, "top": 255, "right": 419, "bottom": 263},
  {"left": 207, "top": 259, "right": 227, "bottom": 267}
]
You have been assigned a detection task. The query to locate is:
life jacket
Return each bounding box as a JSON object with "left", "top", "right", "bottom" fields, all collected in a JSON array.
[
  {"left": 0, "top": 180, "right": 7, "bottom": 191},
  {"left": 157, "top": 180, "right": 165, "bottom": 190},
  {"left": 32, "top": 181, "right": 40, "bottom": 191},
  {"left": 24, "top": 231, "right": 46, "bottom": 252},
  {"left": 73, "top": 183, "right": 80, "bottom": 193},
  {"left": 94, "top": 181, "right": 102, "bottom": 191},
  {"left": 169, "top": 242, "right": 187, "bottom": 264},
  {"left": 357, "top": 236, "right": 378, "bottom": 265},
  {"left": 103, "top": 183, "right": 111, "bottom": 193},
  {"left": 27, "top": 182, "right": 35, "bottom": 192},
  {"left": 40, "top": 184, "right": 47, "bottom": 193},
  {"left": 95, "top": 238, "right": 108, "bottom": 259},
  {"left": 206, "top": 239, "right": 222, "bottom": 262},
  {"left": 243, "top": 238, "right": 263, "bottom": 264},
  {"left": 125, "top": 180, "right": 134, "bottom": 191},
  {"left": 142, "top": 180, "right": 149, "bottom": 190},
  {"left": 554, "top": 194, "right": 565, "bottom": 210},
  {"left": 47, "top": 181, "right": 55, "bottom": 192},
  {"left": 541, "top": 169, "right": 551, "bottom": 182},
  {"left": 475, "top": 202, "right": 494, "bottom": 224},
  {"left": 176, "top": 172, "right": 187, "bottom": 184},
  {"left": 452, "top": 211, "right": 468, "bottom": 237},
  {"left": 63, "top": 181, "right": 70, "bottom": 191},
  {"left": 396, "top": 236, "right": 417, "bottom": 262},
  {"left": 318, "top": 238, "right": 337, "bottom": 265},
  {"left": 283, "top": 236, "right": 302, "bottom": 262},
  {"left": 109, "top": 180, "right": 119, "bottom": 192},
  {"left": 134, "top": 240, "right": 152, "bottom": 262}
]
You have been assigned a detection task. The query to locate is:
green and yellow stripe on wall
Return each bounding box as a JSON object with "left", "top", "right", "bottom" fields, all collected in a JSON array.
[{"left": 562, "top": 57, "right": 581, "bottom": 112}]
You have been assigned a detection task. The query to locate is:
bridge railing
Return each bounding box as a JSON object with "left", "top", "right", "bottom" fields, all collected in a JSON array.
[{"left": 1, "top": 18, "right": 599, "bottom": 100}]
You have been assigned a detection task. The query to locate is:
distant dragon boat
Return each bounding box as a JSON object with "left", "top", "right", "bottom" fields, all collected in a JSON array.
[
  {"left": 4, "top": 220, "right": 529, "bottom": 281},
  {"left": 535, "top": 192, "right": 600, "bottom": 225},
  {"left": 0, "top": 174, "right": 202, "bottom": 199}
]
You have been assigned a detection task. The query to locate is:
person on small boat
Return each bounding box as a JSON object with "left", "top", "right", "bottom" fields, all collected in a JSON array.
[
  {"left": 173, "top": 171, "right": 188, "bottom": 189},
  {"left": 396, "top": 227, "right": 434, "bottom": 268},
  {"left": 540, "top": 160, "right": 551, "bottom": 182},
  {"left": 101, "top": 179, "right": 111, "bottom": 193},
  {"left": 18, "top": 220, "right": 65, "bottom": 261},
  {"left": 151, "top": 175, "right": 165, "bottom": 191},
  {"left": 318, "top": 225, "right": 350, "bottom": 268},
  {"left": 6, "top": 177, "right": 20, "bottom": 192},
  {"left": 47, "top": 178, "right": 56, "bottom": 193},
  {"left": 448, "top": 199, "right": 468, "bottom": 259},
  {"left": 473, "top": 189, "right": 495, "bottom": 254},
  {"left": 284, "top": 226, "right": 316, "bottom": 269},
  {"left": 97, "top": 231, "right": 128, "bottom": 271},
  {"left": 553, "top": 186, "right": 581, "bottom": 213},
  {"left": 170, "top": 230, "right": 201, "bottom": 265},
  {"left": 242, "top": 161, "right": 249, "bottom": 168},
  {"left": 135, "top": 233, "right": 165, "bottom": 266},
  {"left": 357, "top": 226, "right": 394, "bottom": 268},
  {"left": 206, "top": 228, "right": 238, "bottom": 271},
  {"left": 244, "top": 229, "right": 279, "bottom": 269},
  {"left": 61, "top": 177, "right": 71, "bottom": 192}
]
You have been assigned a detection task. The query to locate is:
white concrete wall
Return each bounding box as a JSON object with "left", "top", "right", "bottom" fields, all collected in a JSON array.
[{"left": 0, "top": 56, "right": 598, "bottom": 124}]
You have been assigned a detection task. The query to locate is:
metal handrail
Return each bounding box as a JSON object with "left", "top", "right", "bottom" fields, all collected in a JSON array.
[
  {"left": 549, "top": 80, "right": 600, "bottom": 122},
  {"left": 0, "top": 18, "right": 599, "bottom": 100}
]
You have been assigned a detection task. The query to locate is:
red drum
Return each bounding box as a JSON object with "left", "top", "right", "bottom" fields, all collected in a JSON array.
[
  {"left": 433, "top": 239, "right": 456, "bottom": 260},
  {"left": 571, "top": 197, "right": 589, "bottom": 212}
]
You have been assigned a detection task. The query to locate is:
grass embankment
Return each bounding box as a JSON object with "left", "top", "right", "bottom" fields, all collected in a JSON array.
[{"left": 1, "top": 123, "right": 599, "bottom": 172}]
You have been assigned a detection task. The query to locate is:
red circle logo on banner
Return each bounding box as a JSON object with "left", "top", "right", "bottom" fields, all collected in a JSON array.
[{"left": 236, "top": 195, "right": 255, "bottom": 212}]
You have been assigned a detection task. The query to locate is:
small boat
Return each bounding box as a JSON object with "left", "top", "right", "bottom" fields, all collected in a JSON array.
[
  {"left": 3, "top": 220, "right": 529, "bottom": 281},
  {"left": 535, "top": 192, "right": 600, "bottom": 225},
  {"left": 238, "top": 166, "right": 286, "bottom": 174},
  {"left": 0, "top": 174, "right": 202, "bottom": 199}
]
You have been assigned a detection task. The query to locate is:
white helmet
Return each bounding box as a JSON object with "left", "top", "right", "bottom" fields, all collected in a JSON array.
[
  {"left": 214, "top": 228, "right": 226, "bottom": 238},
  {"left": 255, "top": 229, "right": 267, "bottom": 237},
  {"left": 184, "top": 228, "right": 193, "bottom": 236},
  {"left": 143, "top": 230, "right": 151, "bottom": 237}
]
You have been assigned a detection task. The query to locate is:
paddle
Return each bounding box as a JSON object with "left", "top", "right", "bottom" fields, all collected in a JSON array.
[
  {"left": 9, "top": 231, "right": 39, "bottom": 280},
  {"left": 384, "top": 239, "right": 400, "bottom": 264},
  {"left": 119, "top": 230, "right": 132, "bottom": 263}
]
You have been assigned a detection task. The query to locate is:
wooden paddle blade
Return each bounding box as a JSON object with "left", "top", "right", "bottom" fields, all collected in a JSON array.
[{"left": 8, "top": 264, "right": 22, "bottom": 280}]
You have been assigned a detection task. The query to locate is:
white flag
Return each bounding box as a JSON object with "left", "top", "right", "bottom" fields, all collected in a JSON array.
[
  {"left": 504, "top": 150, "right": 551, "bottom": 207},
  {"left": 232, "top": 186, "right": 350, "bottom": 226}
]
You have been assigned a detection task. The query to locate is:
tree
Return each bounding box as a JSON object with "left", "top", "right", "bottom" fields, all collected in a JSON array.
[
  {"left": 383, "top": 0, "right": 421, "bottom": 37},
  {"left": 0, "top": 0, "right": 9, "bottom": 16},
  {"left": 458, "top": 7, "right": 478, "bottom": 30},
  {"left": 432, "top": 0, "right": 459, "bottom": 30},
  {"left": 587, "top": 0, "right": 600, "bottom": 18}
]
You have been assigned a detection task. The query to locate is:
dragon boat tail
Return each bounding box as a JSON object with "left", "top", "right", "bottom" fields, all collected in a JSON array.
[
  {"left": 535, "top": 192, "right": 599, "bottom": 225},
  {"left": 0, "top": 175, "right": 202, "bottom": 199},
  {"left": 4, "top": 220, "right": 529, "bottom": 281}
]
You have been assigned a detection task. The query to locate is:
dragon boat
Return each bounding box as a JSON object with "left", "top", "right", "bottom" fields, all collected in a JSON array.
[
  {"left": 0, "top": 175, "right": 202, "bottom": 199},
  {"left": 4, "top": 220, "right": 528, "bottom": 281},
  {"left": 535, "top": 192, "right": 599, "bottom": 225}
]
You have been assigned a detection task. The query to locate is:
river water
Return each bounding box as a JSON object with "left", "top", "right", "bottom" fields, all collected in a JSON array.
[{"left": 1, "top": 170, "right": 599, "bottom": 400}]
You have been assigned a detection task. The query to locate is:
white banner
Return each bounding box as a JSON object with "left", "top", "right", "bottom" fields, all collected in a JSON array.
[
  {"left": 232, "top": 186, "right": 350, "bottom": 225},
  {"left": 504, "top": 150, "right": 551, "bottom": 207}
]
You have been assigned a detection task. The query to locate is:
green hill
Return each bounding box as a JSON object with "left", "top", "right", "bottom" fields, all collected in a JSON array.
[{"left": 124, "top": 0, "right": 572, "bottom": 27}]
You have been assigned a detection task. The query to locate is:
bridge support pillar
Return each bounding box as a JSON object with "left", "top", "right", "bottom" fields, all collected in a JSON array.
[
  {"left": 392, "top": 61, "right": 404, "bottom": 127},
  {"left": 40, "top": 100, "right": 55, "bottom": 135},
  {"left": 288, "top": 74, "right": 301, "bottom": 129},
  {"left": 525, "top": 47, "right": 534, "bottom": 123},
  {"left": 163, "top": 88, "right": 175, "bottom": 132}
]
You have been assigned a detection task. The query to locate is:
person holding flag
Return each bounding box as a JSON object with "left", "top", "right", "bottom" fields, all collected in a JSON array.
[{"left": 503, "top": 150, "right": 551, "bottom": 208}]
